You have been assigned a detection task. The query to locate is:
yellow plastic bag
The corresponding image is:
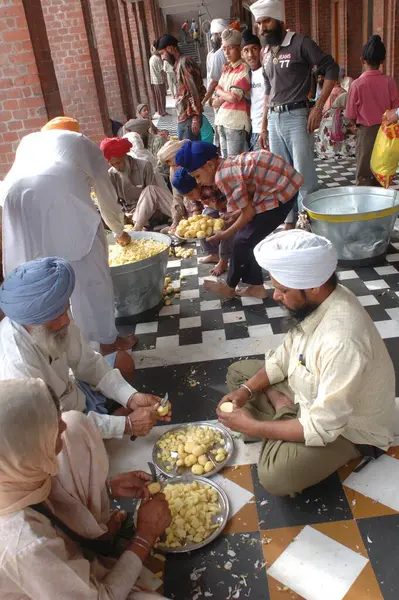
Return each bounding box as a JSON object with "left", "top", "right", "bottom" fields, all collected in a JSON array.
[{"left": 371, "top": 119, "right": 399, "bottom": 188}]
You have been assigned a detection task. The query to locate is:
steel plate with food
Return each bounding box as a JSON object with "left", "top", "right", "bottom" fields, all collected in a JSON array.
[
  {"left": 153, "top": 422, "right": 234, "bottom": 478},
  {"left": 156, "top": 475, "right": 230, "bottom": 553}
]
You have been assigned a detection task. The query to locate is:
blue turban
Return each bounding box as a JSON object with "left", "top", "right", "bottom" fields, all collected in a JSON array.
[
  {"left": 0, "top": 257, "right": 75, "bottom": 325},
  {"left": 175, "top": 141, "right": 218, "bottom": 173},
  {"left": 172, "top": 168, "right": 197, "bottom": 195}
]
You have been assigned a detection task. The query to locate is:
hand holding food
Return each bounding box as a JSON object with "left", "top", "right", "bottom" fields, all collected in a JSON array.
[{"left": 135, "top": 493, "right": 172, "bottom": 546}]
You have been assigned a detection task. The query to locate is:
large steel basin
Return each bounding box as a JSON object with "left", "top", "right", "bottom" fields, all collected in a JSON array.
[{"left": 303, "top": 186, "right": 399, "bottom": 265}]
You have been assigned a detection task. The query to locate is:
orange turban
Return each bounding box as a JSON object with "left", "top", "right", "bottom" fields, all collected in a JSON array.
[
  {"left": 100, "top": 137, "right": 132, "bottom": 161},
  {"left": 230, "top": 21, "right": 241, "bottom": 32},
  {"left": 41, "top": 117, "right": 80, "bottom": 133}
]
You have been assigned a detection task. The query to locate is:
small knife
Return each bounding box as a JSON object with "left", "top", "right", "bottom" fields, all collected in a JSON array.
[{"left": 147, "top": 461, "right": 158, "bottom": 483}]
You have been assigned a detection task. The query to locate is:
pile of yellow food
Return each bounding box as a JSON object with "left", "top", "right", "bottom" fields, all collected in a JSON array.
[
  {"left": 156, "top": 425, "right": 228, "bottom": 475},
  {"left": 176, "top": 215, "right": 224, "bottom": 240},
  {"left": 163, "top": 276, "right": 179, "bottom": 306},
  {"left": 160, "top": 480, "right": 221, "bottom": 548},
  {"left": 168, "top": 246, "right": 194, "bottom": 259},
  {"left": 109, "top": 238, "right": 167, "bottom": 266}
]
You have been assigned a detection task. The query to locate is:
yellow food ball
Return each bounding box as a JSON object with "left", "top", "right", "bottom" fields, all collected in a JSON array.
[
  {"left": 197, "top": 454, "right": 208, "bottom": 466},
  {"left": 205, "top": 227, "right": 213, "bottom": 237},
  {"left": 184, "top": 231, "right": 192, "bottom": 239},
  {"left": 215, "top": 453, "right": 225, "bottom": 463},
  {"left": 180, "top": 220, "right": 189, "bottom": 228},
  {"left": 191, "top": 464, "right": 204, "bottom": 475},
  {"left": 196, "top": 231, "right": 206, "bottom": 239},
  {"left": 219, "top": 401, "right": 234, "bottom": 413},
  {"left": 148, "top": 482, "right": 161, "bottom": 495},
  {"left": 204, "top": 461, "right": 214, "bottom": 473},
  {"left": 164, "top": 277, "right": 172, "bottom": 284},
  {"left": 157, "top": 405, "right": 169, "bottom": 417},
  {"left": 207, "top": 219, "right": 214, "bottom": 226}
]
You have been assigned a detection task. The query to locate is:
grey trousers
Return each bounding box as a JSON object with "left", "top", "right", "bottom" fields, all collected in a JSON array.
[
  {"left": 227, "top": 360, "right": 360, "bottom": 496},
  {"left": 216, "top": 125, "right": 247, "bottom": 158}
]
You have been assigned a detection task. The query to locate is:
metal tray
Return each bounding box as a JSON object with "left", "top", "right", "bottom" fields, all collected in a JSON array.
[
  {"left": 156, "top": 474, "right": 230, "bottom": 553},
  {"left": 153, "top": 421, "right": 234, "bottom": 479},
  {"left": 174, "top": 233, "right": 198, "bottom": 242}
]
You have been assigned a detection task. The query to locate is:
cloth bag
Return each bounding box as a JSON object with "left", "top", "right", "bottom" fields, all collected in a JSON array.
[
  {"left": 370, "top": 119, "right": 399, "bottom": 188},
  {"left": 201, "top": 115, "right": 214, "bottom": 144}
]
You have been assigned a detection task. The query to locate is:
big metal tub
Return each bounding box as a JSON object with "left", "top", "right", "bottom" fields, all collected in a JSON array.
[
  {"left": 303, "top": 186, "right": 399, "bottom": 265},
  {"left": 108, "top": 231, "right": 171, "bottom": 317}
]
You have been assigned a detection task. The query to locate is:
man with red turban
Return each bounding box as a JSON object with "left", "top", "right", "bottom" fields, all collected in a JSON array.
[
  {"left": 101, "top": 137, "right": 173, "bottom": 230},
  {"left": 0, "top": 117, "right": 136, "bottom": 355}
]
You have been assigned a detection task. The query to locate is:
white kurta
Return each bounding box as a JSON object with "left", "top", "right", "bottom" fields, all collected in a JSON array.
[
  {"left": 0, "top": 129, "right": 125, "bottom": 344},
  {"left": 0, "top": 318, "right": 137, "bottom": 439}
]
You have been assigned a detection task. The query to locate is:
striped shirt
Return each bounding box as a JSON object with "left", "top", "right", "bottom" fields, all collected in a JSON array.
[
  {"left": 215, "top": 151, "right": 304, "bottom": 214},
  {"left": 215, "top": 60, "right": 251, "bottom": 132}
]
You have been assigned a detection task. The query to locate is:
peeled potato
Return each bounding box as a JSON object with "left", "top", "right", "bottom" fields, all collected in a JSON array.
[
  {"left": 148, "top": 482, "right": 161, "bottom": 495},
  {"left": 192, "top": 444, "right": 206, "bottom": 458},
  {"left": 204, "top": 461, "right": 214, "bottom": 473},
  {"left": 196, "top": 231, "right": 206, "bottom": 239},
  {"left": 184, "top": 442, "right": 194, "bottom": 454},
  {"left": 197, "top": 454, "right": 208, "bottom": 466},
  {"left": 219, "top": 401, "right": 234, "bottom": 413},
  {"left": 205, "top": 227, "right": 213, "bottom": 237},
  {"left": 157, "top": 405, "right": 169, "bottom": 417},
  {"left": 191, "top": 464, "right": 204, "bottom": 475},
  {"left": 215, "top": 453, "right": 226, "bottom": 463}
]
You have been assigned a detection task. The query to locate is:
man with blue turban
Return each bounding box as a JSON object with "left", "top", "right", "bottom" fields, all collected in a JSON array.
[
  {"left": 175, "top": 141, "right": 303, "bottom": 299},
  {"left": 0, "top": 258, "right": 171, "bottom": 440}
]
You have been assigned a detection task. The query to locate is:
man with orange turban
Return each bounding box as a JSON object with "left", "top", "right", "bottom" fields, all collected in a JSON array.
[
  {"left": 0, "top": 117, "right": 136, "bottom": 355},
  {"left": 101, "top": 137, "right": 173, "bottom": 230}
]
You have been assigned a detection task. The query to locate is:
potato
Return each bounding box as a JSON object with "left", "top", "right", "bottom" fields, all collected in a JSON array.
[
  {"left": 148, "top": 482, "right": 162, "bottom": 495},
  {"left": 184, "top": 454, "right": 197, "bottom": 467},
  {"left": 191, "top": 464, "right": 204, "bottom": 475},
  {"left": 204, "top": 461, "right": 214, "bottom": 473},
  {"left": 215, "top": 453, "right": 226, "bottom": 463},
  {"left": 192, "top": 444, "right": 206, "bottom": 458},
  {"left": 157, "top": 404, "right": 169, "bottom": 417},
  {"left": 196, "top": 231, "right": 206, "bottom": 239},
  {"left": 164, "top": 277, "right": 172, "bottom": 284},
  {"left": 207, "top": 219, "right": 214, "bottom": 226},
  {"left": 184, "top": 441, "right": 194, "bottom": 454},
  {"left": 197, "top": 454, "right": 208, "bottom": 466},
  {"left": 184, "top": 231, "right": 192, "bottom": 239},
  {"left": 176, "top": 459, "right": 184, "bottom": 467},
  {"left": 180, "top": 220, "right": 189, "bottom": 228},
  {"left": 205, "top": 227, "right": 213, "bottom": 237},
  {"left": 219, "top": 401, "right": 234, "bottom": 413}
]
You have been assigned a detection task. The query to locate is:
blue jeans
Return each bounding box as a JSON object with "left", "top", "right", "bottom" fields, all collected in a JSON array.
[
  {"left": 216, "top": 125, "right": 247, "bottom": 158},
  {"left": 249, "top": 132, "right": 261, "bottom": 151},
  {"left": 268, "top": 108, "right": 319, "bottom": 223},
  {"left": 178, "top": 116, "right": 202, "bottom": 141},
  {"left": 77, "top": 352, "right": 117, "bottom": 414}
]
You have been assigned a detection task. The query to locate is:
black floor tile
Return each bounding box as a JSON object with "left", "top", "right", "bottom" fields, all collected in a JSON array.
[
  {"left": 364, "top": 305, "right": 389, "bottom": 322},
  {"left": 200, "top": 310, "right": 225, "bottom": 331},
  {"left": 343, "top": 278, "right": 373, "bottom": 296},
  {"left": 357, "top": 515, "right": 399, "bottom": 600},
  {"left": 224, "top": 322, "right": 250, "bottom": 340},
  {"left": 163, "top": 532, "right": 270, "bottom": 600},
  {"left": 180, "top": 275, "right": 199, "bottom": 290},
  {"left": 221, "top": 297, "right": 244, "bottom": 312},
  {"left": 374, "top": 290, "right": 399, "bottom": 309},
  {"left": 243, "top": 306, "right": 269, "bottom": 327},
  {"left": 251, "top": 465, "right": 353, "bottom": 529},
  {"left": 133, "top": 332, "right": 157, "bottom": 350},
  {"left": 269, "top": 317, "right": 289, "bottom": 335},
  {"left": 179, "top": 327, "right": 203, "bottom": 346},
  {"left": 157, "top": 316, "right": 181, "bottom": 337},
  {"left": 179, "top": 300, "right": 201, "bottom": 318}
]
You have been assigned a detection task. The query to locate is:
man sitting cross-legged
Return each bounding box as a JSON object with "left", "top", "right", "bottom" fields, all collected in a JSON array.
[
  {"left": 0, "top": 257, "right": 171, "bottom": 439},
  {"left": 217, "top": 230, "right": 395, "bottom": 496}
]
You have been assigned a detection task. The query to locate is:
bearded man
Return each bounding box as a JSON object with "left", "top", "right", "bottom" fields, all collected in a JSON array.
[
  {"left": 250, "top": 0, "right": 339, "bottom": 228},
  {"left": 0, "top": 257, "right": 171, "bottom": 439},
  {"left": 101, "top": 137, "right": 173, "bottom": 230},
  {"left": 217, "top": 230, "right": 395, "bottom": 496}
]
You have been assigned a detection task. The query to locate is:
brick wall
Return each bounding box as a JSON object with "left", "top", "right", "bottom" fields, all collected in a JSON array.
[
  {"left": 0, "top": 0, "right": 48, "bottom": 177},
  {"left": 346, "top": 0, "right": 363, "bottom": 78}
]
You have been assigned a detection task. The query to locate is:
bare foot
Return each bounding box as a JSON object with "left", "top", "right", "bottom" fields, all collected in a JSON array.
[
  {"left": 204, "top": 279, "right": 235, "bottom": 298},
  {"left": 267, "top": 387, "right": 295, "bottom": 411},
  {"left": 236, "top": 285, "right": 268, "bottom": 299},
  {"left": 284, "top": 223, "right": 295, "bottom": 231},
  {"left": 100, "top": 335, "right": 138, "bottom": 355},
  {"left": 211, "top": 259, "right": 228, "bottom": 277},
  {"left": 199, "top": 254, "right": 219, "bottom": 264}
]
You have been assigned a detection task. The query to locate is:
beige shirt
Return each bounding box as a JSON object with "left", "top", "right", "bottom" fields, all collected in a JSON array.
[
  {"left": 265, "top": 285, "right": 395, "bottom": 449},
  {"left": 109, "top": 157, "right": 156, "bottom": 212},
  {"left": 149, "top": 54, "right": 164, "bottom": 85}
]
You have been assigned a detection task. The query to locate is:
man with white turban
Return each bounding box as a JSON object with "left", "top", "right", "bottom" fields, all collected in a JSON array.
[
  {"left": 250, "top": 0, "right": 339, "bottom": 228},
  {"left": 0, "top": 257, "right": 171, "bottom": 440},
  {"left": 0, "top": 118, "right": 134, "bottom": 354},
  {"left": 203, "top": 19, "right": 229, "bottom": 102},
  {"left": 217, "top": 230, "right": 395, "bottom": 496}
]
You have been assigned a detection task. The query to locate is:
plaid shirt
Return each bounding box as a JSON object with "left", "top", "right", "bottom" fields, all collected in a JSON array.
[
  {"left": 174, "top": 55, "right": 206, "bottom": 123},
  {"left": 215, "top": 151, "right": 304, "bottom": 214}
]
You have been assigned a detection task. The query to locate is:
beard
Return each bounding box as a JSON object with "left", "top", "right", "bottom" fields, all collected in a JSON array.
[
  {"left": 263, "top": 21, "right": 285, "bottom": 46},
  {"left": 165, "top": 51, "right": 176, "bottom": 66},
  {"left": 30, "top": 325, "right": 70, "bottom": 360},
  {"left": 279, "top": 299, "right": 319, "bottom": 330},
  {"left": 210, "top": 37, "right": 221, "bottom": 52}
]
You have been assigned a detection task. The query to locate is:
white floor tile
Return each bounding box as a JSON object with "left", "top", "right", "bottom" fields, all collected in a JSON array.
[
  {"left": 357, "top": 295, "right": 379, "bottom": 307},
  {"left": 222, "top": 311, "right": 246, "bottom": 324},
  {"left": 374, "top": 265, "right": 398, "bottom": 276},
  {"left": 364, "top": 279, "right": 389, "bottom": 290},
  {"left": 180, "top": 289, "right": 200, "bottom": 300},
  {"left": 343, "top": 454, "right": 399, "bottom": 512},
  {"left": 180, "top": 267, "right": 198, "bottom": 276},
  {"left": 337, "top": 270, "right": 359, "bottom": 280},
  {"left": 267, "top": 525, "right": 368, "bottom": 600},
  {"left": 200, "top": 299, "right": 222, "bottom": 311},
  {"left": 266, "top": 306, "right": 286, "bottom": 318},
  {"left": 240, "top": 296, "right": 264, "bottom": 306},
  {"left": 385, "top": 307, "right": 399, "bottom": 321},
  {"left": 135, "top": 321, "right": 158, "bottom": 334},
  {"left": 159, "top": 304, "right": 180, "bottom": 316},
  {"left": 202, "top": 329, "right": 226, "bottom": 344},
  {"left": 213, "top": 473, "right": 254, "bottom": 518},
  {"left": 374, "top": 319, "right": 399, "bottom": 338},
  {"left": 326, "top": 182, "right": 341, "bottom": 187},
  {"left": 156, "top": 335, "right": 180, "bottom": 349},
  {"left": 248, "top": 324, "right": 273, "bottom": 337},
  {"left": 386, "top": 253, "right": 399, "bottom": 263},
  {"left": 391, "top": 242, "right": 399, "bottom": 250},
  {"left": 231, "top": 439, "right": 262, "bottom": 466},
  {"left": 179, "top": 316, "right": 202, "bottom": 329},
  {"left": 167, "top": 259, "right": 181, "bottom": 268}
]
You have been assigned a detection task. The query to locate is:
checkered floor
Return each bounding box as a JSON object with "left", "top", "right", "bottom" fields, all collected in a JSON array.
[{"left": 108, "top": 106, "right": 399, "bottom": 599}]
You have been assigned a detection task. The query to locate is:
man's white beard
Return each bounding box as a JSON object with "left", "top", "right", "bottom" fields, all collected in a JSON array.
[{"left": 30, "top": 325, "right": 70, "bottom": 360}]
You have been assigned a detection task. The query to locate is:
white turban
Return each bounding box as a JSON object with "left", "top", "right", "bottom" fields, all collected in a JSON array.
[
  {"left": 210, "top": 19, "right": 229, "bottom": 34},
  {"left": 254, "top": 230, "right": 338, "bottom": 289},
  {"left": 157, "top": 140, "right": 185, "bottom": 164},
  {"left": 222, "top": 28, "right": 242, "bottom": 46},
  {"left": 250, "top": 0, "right": 285, "bottom": 22}
]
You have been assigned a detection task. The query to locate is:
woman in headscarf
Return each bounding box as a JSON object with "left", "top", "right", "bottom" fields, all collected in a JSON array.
[
  {"left": 315, "top": 92, "right": 356, "bottom": 160},
  {"left": 0, "top": 378, "right": 171, "bottom": 599}
]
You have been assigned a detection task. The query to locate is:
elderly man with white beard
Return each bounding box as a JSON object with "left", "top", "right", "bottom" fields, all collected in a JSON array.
[
  {"left": 101, "top": 137, "right": 173, "bottom": 230},
  {"left": 216, "top": 231, "right": 395, "bottom": 496},
  {"left": 0, "top": 257, "right": 171, "bottom": 440}
]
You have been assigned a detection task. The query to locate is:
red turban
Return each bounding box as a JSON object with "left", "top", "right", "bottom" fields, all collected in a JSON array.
[{"left": 100, "top": 137, "right": 132, "bottom": 161}]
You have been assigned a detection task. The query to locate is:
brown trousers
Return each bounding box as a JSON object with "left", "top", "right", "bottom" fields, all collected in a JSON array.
[
  {"left": 227, "top": 360, "right": 360, "bottom": 496},
  {"left": 356, "top": 124, "right": 380, "bottom": 186},
  {"left": 152, "top": 83, "right": 166, "bottom": 116}
]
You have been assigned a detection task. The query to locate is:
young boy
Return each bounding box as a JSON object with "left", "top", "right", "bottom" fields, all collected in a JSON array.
[
  {"left": 172, "top": 168, "right": 235, "bottom": 276},
  {"left": 345, "top": 35, "right": 399, "bottom": 186}
]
